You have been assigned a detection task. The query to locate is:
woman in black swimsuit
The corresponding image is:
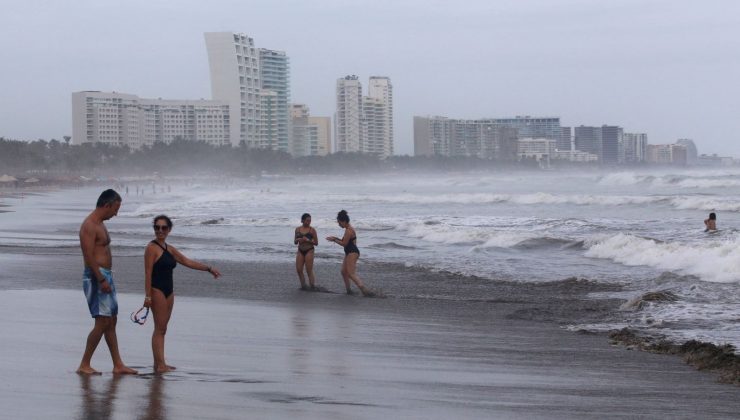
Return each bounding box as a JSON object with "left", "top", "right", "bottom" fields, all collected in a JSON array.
[
  {"left": 294, "top": 213, "right": 318, "bottom": 290},
  {"left": 326, "top": 210, "right": 372, "bottom": 296},
  {"left": 143, "top": 215, "right": 221, "bottom": 373}
]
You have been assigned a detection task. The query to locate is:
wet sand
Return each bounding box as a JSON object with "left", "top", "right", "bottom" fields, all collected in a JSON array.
[{"left": 1, "top": 251, "right": 739, "bottom": 419}]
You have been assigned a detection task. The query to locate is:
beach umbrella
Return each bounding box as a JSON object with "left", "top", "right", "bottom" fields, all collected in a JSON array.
[{"left": 0, "top": 175, "right": 18, "bottom": 182}]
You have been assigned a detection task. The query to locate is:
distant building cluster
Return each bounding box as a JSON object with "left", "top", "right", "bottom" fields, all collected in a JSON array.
[
  {"left": 72, "top": 32, "right": 393, "bottom": 157},
  {"left": 335, "top": 76, "right": 394, "bottom": 158},
  {"left": 414, "top": 115, "right": 705, "bottom": 166}
]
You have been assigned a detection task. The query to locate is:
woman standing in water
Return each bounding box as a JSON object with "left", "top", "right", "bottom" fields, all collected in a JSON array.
[
  {"left": 326, "top": 210, "right": 373, "bottom": 296},
  {"left": 294, "top": 213, "right": 319, "bottom": 290},
  {"left": 143, "top": 215, "right": 221, "bottom": 373}
]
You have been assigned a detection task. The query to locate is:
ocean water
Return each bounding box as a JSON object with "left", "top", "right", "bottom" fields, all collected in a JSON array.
[{"left": 1, "top": 169, "right": 739, "bottom": 349}]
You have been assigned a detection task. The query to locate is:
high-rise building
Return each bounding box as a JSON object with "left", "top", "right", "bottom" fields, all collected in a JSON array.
[
  {"left": 291, "top": 104, "right": 310, "bottom": 156},
  {"left": 291, "top": 104, "right": 331, "bottom": 156},
  {"left": 259, "top": 49, "right": 291, "bottom": 153},
  {"left": 308, "top": 116, "right": 331, "bottom": 156},
  {"left": 558, "top": 126, "right": 572, "bottom": 151},
  {"left": 72, "top": 91, "right": 230, "bottom": 148},
  {"left": 257, "top": 90, "right": 279, "bottom": 150},
  {"left": 414, "top": 116, "right": 453, "bottom": 157},
  {"left": 204, "top": 32, "right": 261, "bottom": 147},
  {"left": 335, "top": 75, "right": 394, "bottom": 157},
  {"left": 362, "top": 96, "right": 387, "bottom": 156},
  {"left": 494, "top": 116, "right": 561, "bottom": 141},
  {"left": 623, "top": 133, "right": 648, "bottom": 163},
  {"left": 574, "top": 126, "right": 602, "bottom": 156},
  {"left": 368, "top": 76, "right": 393, "bottom": 157},
  {"left": 518, "top": 138, "right": 556, "bottom": 165},
  {"left": 335, "top": 75, "right": 363, "bottom": 153},
  {"left": 677, "top": 139, "right": 698, "bottom": 164},
  {"left": 601, "top": 125, "right": 623, "bottom": 165}
]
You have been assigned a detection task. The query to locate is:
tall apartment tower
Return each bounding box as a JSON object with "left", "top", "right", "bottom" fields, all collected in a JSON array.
[
  {"left": 600, "top": 125, "right": 623, "bottom": 165},
  {"left": 367, "top": 76, "right": 393, "bottom": 157},
  {"left": 558, "top": 126, "right": 572, "bottom": 151},
  {"left": 335, "top": 75, "right": 363, "bottom": 153},
  {"left": 204, "top": 32, "right": 261, "bottom": 147},
  {"left": 259, "top": 49, "right": 291, "bottom": 153},
  {"left": 574, "top": 126, "right": 602, "bottom": 156},
  {"left": 623, "top": 133, "right": 648, "bottom": 163}
]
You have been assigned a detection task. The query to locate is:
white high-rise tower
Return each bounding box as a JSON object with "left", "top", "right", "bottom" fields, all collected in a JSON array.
[
  {"left": 335, "top": 75, "right": 363, "bottom": 153},
  {"left": 368, "top": 76, "right": 393, "bottom": 157},
  {"left": 204, "top": 32, "right": 261, "bottom": 147}
]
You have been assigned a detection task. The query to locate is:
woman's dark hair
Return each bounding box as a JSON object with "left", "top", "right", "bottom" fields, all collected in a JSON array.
[
  {"left": 337, "top": 210, "right": 350, "bottom": 223},
  {"left": 301, "top": 213, "right": 311, "bottom": 222},
  {"left": 153, "top": 214, "right": 173, "bottom": 228},
  {"left": 709, "top": 212, "right": 716, "bottom": 220}
]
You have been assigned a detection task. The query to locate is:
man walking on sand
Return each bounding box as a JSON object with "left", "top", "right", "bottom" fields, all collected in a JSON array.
[{"left": 77, "top": 189, "right": 137, "bottom": 375}]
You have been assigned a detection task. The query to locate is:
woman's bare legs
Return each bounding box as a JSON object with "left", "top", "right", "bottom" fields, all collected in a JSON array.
[
  {"left": 295, "top": 251, "right": 308, "bottom": 289},
  {"left": 151, "top": 289, "right": 175, "bottom": 373},
  {"left": 305, "top": 250, "right": 316, "bottom": 288},
  {"left": 340, "top": 258, "right": 352, "bottom": 294},
  {"left": 345, "top": 253, "right": 371, "bottom": 295}
]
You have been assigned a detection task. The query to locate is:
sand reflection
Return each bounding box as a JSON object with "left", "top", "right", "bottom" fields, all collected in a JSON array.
[
  {"left": 77, "top": 374, "right": 120, "bottom": 420},
  {"left": 138, "top": 376, "right": 167, "bottom": 420}
]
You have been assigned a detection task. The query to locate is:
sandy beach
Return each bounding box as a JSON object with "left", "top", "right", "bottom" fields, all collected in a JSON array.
[{"left": 1, "top": 250, "right": 739, "bottom": 419}]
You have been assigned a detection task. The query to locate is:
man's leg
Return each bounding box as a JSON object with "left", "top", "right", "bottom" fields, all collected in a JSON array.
[
  {"left": 103, "top": 316, "right": 137, "bottom": 374},
  {"left": 77, "top": 317, "right": 110, "bottom": 374}
]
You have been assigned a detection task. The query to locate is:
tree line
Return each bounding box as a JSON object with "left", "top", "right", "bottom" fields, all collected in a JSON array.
[{"left": 0, "top": 137, "right": 555, "bottom": 178}]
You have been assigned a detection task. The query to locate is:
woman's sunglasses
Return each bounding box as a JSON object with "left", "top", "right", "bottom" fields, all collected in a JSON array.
[{"left": 153, "top": 225, "right": 170, "bottom": 232}]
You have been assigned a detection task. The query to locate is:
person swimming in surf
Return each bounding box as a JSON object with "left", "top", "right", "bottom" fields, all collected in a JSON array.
[
  {"left": 294, "top": 213, "right": 319, "bottom": 290},
  {"left": 704, "top": 212, "right": 717, "bottom": 232}
]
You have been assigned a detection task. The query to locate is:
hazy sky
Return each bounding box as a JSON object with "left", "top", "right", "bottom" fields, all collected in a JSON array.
[{"left": 2, "top": 0, "right": 739, "bottom": 156}]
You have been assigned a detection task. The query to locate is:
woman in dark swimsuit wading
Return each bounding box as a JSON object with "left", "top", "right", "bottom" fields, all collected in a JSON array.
[
  {"left": 294, "top": 213, "right": 319, "bottom": 290},
  {"left": 143, "top": 215, "right": 221, "bottom": 374},
  {"left": 326, "top": 210, "right": 373, "bottom": 296}
]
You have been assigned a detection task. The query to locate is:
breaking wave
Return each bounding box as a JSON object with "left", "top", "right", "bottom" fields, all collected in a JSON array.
[{"left": 584, "top": 233, "right": 740, "bottom": 283}]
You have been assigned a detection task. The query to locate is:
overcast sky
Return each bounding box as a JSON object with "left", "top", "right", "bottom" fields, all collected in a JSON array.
[{"left": 2, "top": 0, "right": 739, "bottom": 156}]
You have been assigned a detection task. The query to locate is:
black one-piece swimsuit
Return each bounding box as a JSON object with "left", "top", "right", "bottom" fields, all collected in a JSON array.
[{"left": 151, "top": 241, "right": 177, "bottom": 298}]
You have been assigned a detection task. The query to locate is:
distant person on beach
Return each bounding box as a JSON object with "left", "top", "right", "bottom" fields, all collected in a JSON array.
[
  {"left": 704, "top": 212, "right": 717, "bottom": 232},
  {"left": 143, "top": 215, "right": 221, "bottom": 374},
  {"left": 326, "top": 210, "right": 374, "bottom": 296},
  {"left": 77, "top": 189, "right": 137, "bottom": 375},
  {"left": 294, "top": 213, "right": 319, "bottom": 290}
]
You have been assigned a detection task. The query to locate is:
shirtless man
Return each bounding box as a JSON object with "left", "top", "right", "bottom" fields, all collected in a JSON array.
[{"left": 77, "top": 189, "right": 137, "bottom": 375}]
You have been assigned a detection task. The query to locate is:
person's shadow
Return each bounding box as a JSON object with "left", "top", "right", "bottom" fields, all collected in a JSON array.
[{"left": 77, "top": 374, "right": 121, "bottom": 420}]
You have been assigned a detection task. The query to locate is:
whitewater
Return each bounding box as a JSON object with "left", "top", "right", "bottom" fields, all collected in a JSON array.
[{"left": 2, "top": 168, "right": 739, "bottom": 349}]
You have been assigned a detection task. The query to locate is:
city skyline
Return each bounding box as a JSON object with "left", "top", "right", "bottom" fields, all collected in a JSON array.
[{"left": 2, "top": 1, "right": 740, "bottom": 156}]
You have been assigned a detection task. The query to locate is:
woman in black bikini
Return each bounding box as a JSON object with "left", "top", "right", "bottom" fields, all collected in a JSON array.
[
  {"left": 294, "top": 213, "right": 318, "bottom": 290},
  {"left": 143, "top": 215, "right": 221, "bottom": 373},
  {"left": 326, "top": 210, "right": 373, "bottom": 296}
]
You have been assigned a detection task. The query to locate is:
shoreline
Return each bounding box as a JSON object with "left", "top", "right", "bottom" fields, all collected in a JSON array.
[{"left": 1, "top": 246, "right": 737, "bottom": 387}]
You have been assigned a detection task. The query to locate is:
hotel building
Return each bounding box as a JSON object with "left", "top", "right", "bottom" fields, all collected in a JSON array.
[{"left": 71, "top": 91, "right": 230, "bottom": 148}]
